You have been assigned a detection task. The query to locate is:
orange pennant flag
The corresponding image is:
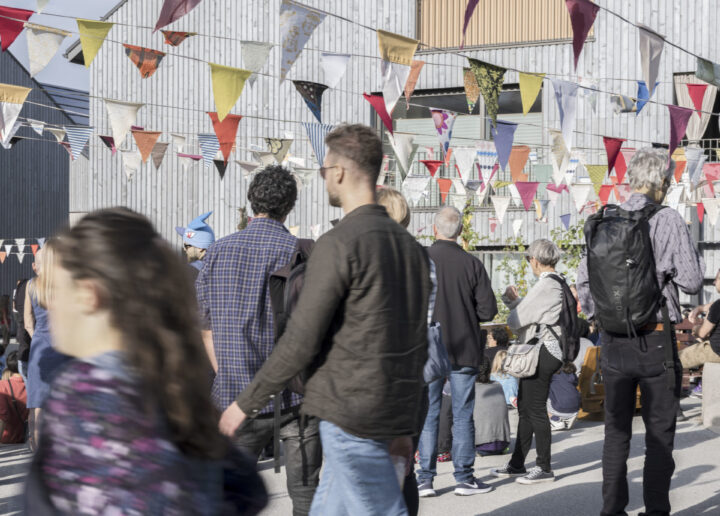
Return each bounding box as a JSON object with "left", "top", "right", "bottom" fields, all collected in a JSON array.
[
  {"left": 443, "top": 147, "right": 454, "bottom": 166},
  {"left": 509, "top": 145, "right": 530, "bottom": 182},
  {"left": 0, "top": 252, "right": 5, "bottom": 264},
  {"left": 208, "top": 112, "right": 242, "bottom": 164},
  {"left": 132, "top": 130, "right": 162, "bottom": 163},
  {"left": 31, "top": 244, "right": 38, "bottom": 256},
  {"left": 437, "top": 178, "right": 453, "bottom": 204},
  {"left": 674, "top": 160, "right": 687, "bottom": 184}
]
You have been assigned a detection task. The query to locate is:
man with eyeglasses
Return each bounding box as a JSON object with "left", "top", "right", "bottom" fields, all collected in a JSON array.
[{"left": 175, "top": 211, "right": 215, "bottom": 282}]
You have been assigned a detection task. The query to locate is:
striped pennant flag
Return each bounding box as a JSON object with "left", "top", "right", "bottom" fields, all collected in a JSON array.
[
  {"left": 197, "top": 133, "right": 220, "bottom": 167},
  {"left": 302, "top": 123, "right": 334, "bottom": 166},
  {"left": 65, "top": 126, "right": 93, "bottom": 160}
]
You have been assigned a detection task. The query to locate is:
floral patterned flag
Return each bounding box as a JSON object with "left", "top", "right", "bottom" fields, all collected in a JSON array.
[
  {"left": 161, "top": 30, "right": 196, "bottom": 46},
  {"left": 279, "top": 0, "right": 326, "bottom": 80},
  {"left": 463, "top": 67, "right": 480, "bottom": 113},
  {"left": 430, "top": 109, "right": 458, "bottom": 158},
  {"left": 265, "top": 137, "right": 293, "bottom": 164},
  {"left": 292, "top": 80, "right": 328, "bottom": 123},
  {"left": 123, "top": 44, "right": 166, "bottom": 79},
  {"left": 468, "top": 58, "right": 506, "bottom": 127}
]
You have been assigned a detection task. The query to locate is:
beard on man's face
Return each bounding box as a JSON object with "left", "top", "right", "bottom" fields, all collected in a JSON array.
[{"left": 328, "top": 192, "right": 342, "bottom": 208}]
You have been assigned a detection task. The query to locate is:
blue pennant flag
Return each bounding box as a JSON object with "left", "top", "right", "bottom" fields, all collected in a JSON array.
[
  {"left": 303, "top": 122, "right": 334, "bottom": 166},
  {"left": 560, "top": 213, "right": 571, "bottom": 230},
  {"left": 636, "top": 80, "right": 659, "bottom": 115},
  {"left": 293, "top": 80, "right": 328, "bottom": 123},
  {"left": 65, "top": 126, "right": 93, "bottom": 160},
  {"left": 197, "top": 133, "right": 220, "bottom": 167},
  {"left": 491, "top": 120, "right": 518, "bottom": 172}
]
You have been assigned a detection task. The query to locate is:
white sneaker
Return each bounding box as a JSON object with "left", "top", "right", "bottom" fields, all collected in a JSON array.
[
  {"left": 550, "top": 418, "right": 565, "bottom": 431},
  {"left": 564, "top": 414, "right": 578, "bottom": 430},
  {"left": 516, "top": 466, "right": 555, "bottom": 484}
]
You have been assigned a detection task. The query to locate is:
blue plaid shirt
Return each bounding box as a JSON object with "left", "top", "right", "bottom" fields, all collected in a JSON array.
[{"left": 196, "top": 218, "right": 301, "bottom": 413}]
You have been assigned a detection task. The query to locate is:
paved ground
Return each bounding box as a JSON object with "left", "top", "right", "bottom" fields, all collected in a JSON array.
[{"left": 1, "top": 398, "right": 718, "bottom": 515}]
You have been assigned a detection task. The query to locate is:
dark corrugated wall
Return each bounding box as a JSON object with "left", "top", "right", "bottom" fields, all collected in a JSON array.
[{"left": 0, "top": 51, "right": 72, "bottom": 300}]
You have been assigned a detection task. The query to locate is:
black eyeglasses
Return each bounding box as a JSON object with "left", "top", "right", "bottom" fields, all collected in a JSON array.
[
  {"left": 319, "top": 164, "right": 340, "bottom": 179},
  {"left": 183, "top": 244, "right": 192, "bottom": 250}
]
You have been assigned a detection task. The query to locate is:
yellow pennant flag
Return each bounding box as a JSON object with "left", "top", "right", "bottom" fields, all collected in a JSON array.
[
  {"left": 519, "top": 72, "right": 545, "bottom": 115},
  {"left": 493, "top": 180, "right": 512, "bottom": 190},
  {"left": 76, "top": 19, "right": 113, "bottom": 68},
  {"left": 377, "top": 29, "right": 419, "bottom": 66},
  {"left": 586, "top": 165, "right": 608, "bottom": 195},
  {"left": 209, "top": 63, "right": 252, "bottom": 122}
]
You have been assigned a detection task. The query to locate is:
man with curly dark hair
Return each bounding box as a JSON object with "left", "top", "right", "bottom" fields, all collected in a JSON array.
[{"left": 196, "top": 164, "right": 321, "bottom": 516}]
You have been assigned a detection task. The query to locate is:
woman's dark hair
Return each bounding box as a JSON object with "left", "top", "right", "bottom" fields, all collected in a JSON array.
[
  {"left": 559, "top": 361, "right": 577, "bottom": 375},
  {"left": 247, "top": 165, "right": 298, "bottom": 220},
  {"left": 491, "top": 327, "right": 510, "bottom": 347},
  {"left": 5, "top": 350, "right": 18, "bottom": 374},
  {"left": 54, "top": 207, "right": 225, "bottom": 460},
  {"left": 477, "top": 356, "right": 491, "bottom": 384}
]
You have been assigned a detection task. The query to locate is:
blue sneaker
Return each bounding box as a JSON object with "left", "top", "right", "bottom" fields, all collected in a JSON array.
[
  {"left": 454, "top": 478, "right": 493, "bottom": 495},
  {"left": 417, "top": 480, "right": 436, "bottom": 497}
]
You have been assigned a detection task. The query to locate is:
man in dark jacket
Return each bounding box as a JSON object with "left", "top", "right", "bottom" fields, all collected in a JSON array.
[
  {"left": 12, "top": 278, "right": 30, "bottom": 380},
  {"left": 417, "top": 205, "right": 498, "bottom": 497},
  {"left": 219, "top": 124, "right": 432, "bottom": 515}
]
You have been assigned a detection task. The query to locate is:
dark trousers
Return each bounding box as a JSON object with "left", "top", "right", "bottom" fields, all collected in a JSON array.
[
  {"left": 600, "top": 331, "right": 681, "bottom": 516},
  {"left": 234, "top": 408, "right": 322, "bottom": 516},
  {"left": 509, "top": 345, "right": 562, "bottom": 472}
]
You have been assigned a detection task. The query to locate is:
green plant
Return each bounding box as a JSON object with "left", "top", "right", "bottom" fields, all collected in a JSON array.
[{"left": 550, "top": 220, "right": 585, "bottom": 283}]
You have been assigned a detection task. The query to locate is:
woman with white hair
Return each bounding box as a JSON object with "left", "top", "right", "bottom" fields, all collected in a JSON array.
[{"left": 490, "top": 238, "right": 564, "bottom": 484}]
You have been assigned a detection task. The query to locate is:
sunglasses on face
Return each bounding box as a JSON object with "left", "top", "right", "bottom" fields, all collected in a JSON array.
[{"left": 319, "top": 164, "right": 340, "bottom": 179}]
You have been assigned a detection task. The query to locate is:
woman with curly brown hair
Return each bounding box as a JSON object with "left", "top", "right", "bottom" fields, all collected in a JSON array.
[{"left": 26, "top": 208, "right": 267, "bottom": 515}]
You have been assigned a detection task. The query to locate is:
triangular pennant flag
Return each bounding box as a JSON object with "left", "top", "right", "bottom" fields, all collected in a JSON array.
[
  {"left": 509, "top": 145, "right": 530, "bottom": 182},
  {"left": 697, "top": 202, "right": 705, "bottom": 223},
  {"left": 236, "top": 160, "right": 261, "bottom": 177},
  {"left": 494, "top": 180, "right": 512, "bottom": 191},
  {"left": 37, "top": 237, "right": 45, "bottom": 248},
  {"left": 121, "top": 150, "right": 142, "bottom": 180},
  {"left": 430, "top": 109, "right": 458, "bottom": 158},
  {"left": 310, "top": 224, "right": 322, "bottom": 239},
  {"left": 702, "top": 198, "right": 720, "bottom": 226},
  {"left": 320, "top": 52, "right": 351, "bottom": 89},
  {"left": 448, "top": 193, "right": 468, "bottom": 212},
  {"left": 198, "top": 133, "right": 220, "bottom": 167},
  {"left": 388, "top": 132, "right": 417, "bottom": 178},
  {"left": 292, "top": 167, "right": 315, "bottom": 187},
  {"left": 17, "top": 253, "right": 25, "bottom": 264},
  {"left": 614, "top": 184, "right": 632, "bottom": 204},
  {"left": 444, "top": 147, "right": 454, "bottom": 166},
  {"left": 379, "top": 57, "right": 412, "bottom": 115},
  {"left": 460, "top": 0, "right": 480, "bottom": 49},
  {"left": 0, "top": 84, "right": 31, "bottom": 144},
  {"left": 490, "top": 121, "right": 518, "bottom": 174},
  {"left": 672, "top": 153, "right": 687, "bottom": 184},
  {"left": 15, "top": 239, "right": 24, "bottom": 248},
  {"left": 508, "top": 184, "right": 523, "bottom": 208},
  {"left": 512, "top": 219, "right": 524, "bottom": 237},
  {"left": 616, "top": 148, "right": 636, "bottom": 184},
  {"left": 288, "top": 226, "right": 300, "bottom": 237},
  {"left": 30, "top": 244, "right": 38, "bottom": 256},
  {"left": 213, "top": 159, "right": 228, "bottom": 180},
  {"left": 153, "top": 0, "right": 203, "bottom": 32},
  {"left": 535, "top": 199, "right": 550, "bottom": 221},
  {"left": 25, "top": 23, "right": 70, "bottom": 77},
  {"left": 635, "top": 80, "right": 657, "bottom": 115},
  {"left": 686, "top": 147, "right": 706, "bottom": 187},
  {"left": 303, "top": 122, "right": 334, "bottom": 166},
  {"left": 404, "top": 60, "right": 425, "bottom": 108},
  {"left": 463, "top": 67, "right": 480, "bottom": 113},
  {"left": 451, "top": 178, "right": 466, "bottom": 197},
  {"left": 209, "top": 63, "right": 251, "bottom": 122},
  {"left": 363, "top": 93, "right": 393, "bottom": 134},
  {"left": 279, "top": 0, "right": 326, "bottom": 80},
  {"left": 3, "top": 244, "right": 11, "bottom": 255},
  {"left": 46, "top": 127, "right": 66, "bottom": 143},
  {"left": 377, "top": 29, "right": 419, "bottom": 115},
  {"left": 104, "top": 99, "right": 143, "bottom": 148},
  {"left": 131, "top": 130, "right": 161, "bottom": 163},
  {"left": 638, "top": 24, "right": 664, "bottom": 98},
  {"left": 420, "top": 160, "right": 443, "bottom": 177},
  {"left": 1, "top": 121, "right": 21, "bottom": 148},
  {"left": 76, "top": 19, "right": 113, "bottom": 67},
  {"left": 65, "top": 126, "right": 93, "bottom": 161},
  {"left": 151, "top": 142, "right": 169, "bottom": 169},
  {"left": 171, "top": 133, "right": 186, "bottom": 152},
  {"left": 208, "top": 112, "right": 242, "bottom": 163},
  {"left": 240, "top": 41, "right": 273, "bottom": 86},
  {"left": 253, "top": 151, "right": 275, "bottom": 167},
  {"left": 696, "top": 58, "right": 720, "bottom": 88},
  {"left": 292, "top": 81, "right": 328, "bottom": 123},
  {"left": 664, "top": 184, "right": 684, "bottom": 211},
  {"left": 586, "top": 165, "right": 607, "bottom": 195},
  {"left": 98, "top": 135, "right": 116, "bottom": 155},
  {"left": 401, "top": 175, "right": 431, "bottom": 206},
  {"left": 549, "top": 129, "right": 570, "bottom": 185},
  {"left": 560, "top": 213, "right": 572, "bottom": 230},
  {"left": 515, "top": 182, "right": 539, "bottom": 211},
  {"left": 265, "top": 138, "right": 293, "bottom": 164},
  {"left": 667, "top": 105, "right": 694, "bottom": 159},
  {"left": 611, "top": 94, "right": 636, "bottom": 114},
  {"left": 453, "top": 146, "right": 477, "bottom": 179},
  {"left": 0, "top": 251, "right": 5, "bottom": 264},
  {"left": 565, "top": 0, "right": 600, "bottom": 69},
  {"left": 437, "top": 178, "right": 453, "bottom": 204},
  {"left": 570, "top": 184, "right": 594, "bottom": 213},
  {"left": 687, "top": 83, "right": 708, "bottom": 117},
  {"left": 491, "top": 196, "right": 511, "bottom": 224},
  {"left": 598, "top": 184, "right": 614, "bottom": 205},
  {"left": 0, "top": 6, "right": 33, "bottom": 51},
  {"left": 465, "top": 179, "right": 482, "bottom": 191},
  {"left": 161, "top": 30, "right": 196, "bottom": 47},
  {"left": 603, "top": 136, "right": 625, "bottom": 174},
  {"left": 468, "top": 58, "right": 506, "bottom": 126},
  {"left": 551, "top": 79, "right": 579, "bottom": 151},
  {"left": 489, "top": 217, "right": 499, "bottom": 234},
  {"left": 28, "top": 119, "right": 44, "bottom": 135},
  {"left": 519, "top": 72, "right": 544, "bottom": 115},
  {"left": 123, "top": 44, "right": 166, "bottom": 79}
]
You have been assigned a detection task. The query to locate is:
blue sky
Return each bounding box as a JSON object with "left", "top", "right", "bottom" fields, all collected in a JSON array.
[{"left": 4, "top": 0, "right": 119, "bottom": 90}]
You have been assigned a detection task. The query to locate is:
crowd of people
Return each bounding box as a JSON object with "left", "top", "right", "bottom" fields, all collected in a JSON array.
[{"left": 0, "top": 125, "right": 715, "bottom": 515}]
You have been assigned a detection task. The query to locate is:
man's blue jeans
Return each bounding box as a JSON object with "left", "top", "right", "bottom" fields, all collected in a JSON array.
[
  {"left": 417, "top": 366, "right": 478, "bottom": 484},
  {"left": 309, "top": 420, "right": 407, "bottom": 516}
]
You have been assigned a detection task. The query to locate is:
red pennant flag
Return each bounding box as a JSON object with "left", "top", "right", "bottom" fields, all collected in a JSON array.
[
  {"left": 99, "top": 135, "right": 116, "bottom": 155},
  {"left": 132, "top": 130, "right": 162, "bottom": 163},
  {"left": 421, "top": 160, "right": 443, "bottom": 177},
  {"left": 490, "top": 217, "right": 498, "bottom": 233},
  {"left": 598, "top": 184, "right": 614, "bottom": 205},
  {"left": 363, "top": 93, "right": 393, "bottom": 134},
  {"left": 687, "top": 83, "right": 708, "bottom": 117},
  {"left": 123, "top": 44, "right": 166, "bottom": 78},
  {"left": 0, "top": 6, "right": 33, "bottom": 51},
  {"left": 704, "top": 163, "right": 720, "bottom": 182},
  {"left": 565, "top": 0, "right": 600, "bottom": 70},
  {"left": 208, "top": 112, "right": 242, "bottom": 164},
  {"left": 697, "top": 202, "right": 705, "bottom": 223},
  {"left": 437, "top": 178, "right": 453, "bottom": 204},
  {"left": 674, "top": 160, "right": 686, "bottom": 183},
  {"left": 603, "top": 136, "right": 625, "bottom": 175},
  {"left": 154, "top": 0, "right": 203, "bottom": 32},
  {"left": 161, "top": 30, "right": 196, "bottom": 46},
  {"left": 667, "top": 105, "right": 694, "bottom": 160},
  {"left": 509, "top": 145, "right": 530, "bottom": 182},
  {"left": 31, "top": 244, "right": 38, "bottom": 256},
  {"left": 615, "top": 148, "right": 636, "bottom": 184},
  {"left": 515, "top": 181, "right": 539, "bottom": 210}
]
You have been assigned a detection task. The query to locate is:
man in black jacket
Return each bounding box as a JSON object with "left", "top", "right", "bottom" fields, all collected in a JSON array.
[
  {"left": 417, "top": 206, "right": 498, "bottom": 497},
  {"left": 12, "top": 278, "right": 30, "bottom": 380}
]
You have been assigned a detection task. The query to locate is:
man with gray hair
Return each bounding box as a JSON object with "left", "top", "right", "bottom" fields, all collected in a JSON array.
[
  {"left": 577, "top": 147, "right": 704, "bottom": 516},
  {"left": 417, "top": 206, "right": 498, "bottom": 497}
]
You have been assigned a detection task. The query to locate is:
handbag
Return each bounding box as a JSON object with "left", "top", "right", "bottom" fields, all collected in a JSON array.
[
  {"left": 424, "top": 322, "right": 451, "bottom": 384},
  {"left": 503, "top": 341, "right": 541, "bottom": 378}
]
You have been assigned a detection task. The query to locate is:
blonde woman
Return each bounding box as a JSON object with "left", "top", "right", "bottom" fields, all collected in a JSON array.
[
  {"left": 490, "top": 350, "right": 518, "bottom": 408},
  {"left": 24, "top": 243, "right": 71, "bottom": 449}
]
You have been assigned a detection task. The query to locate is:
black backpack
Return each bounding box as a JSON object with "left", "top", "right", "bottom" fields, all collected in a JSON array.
[
  {"left": 583, "top": 204, "right": 666, "bottom": 336},
  {"left": 545, "top": 274, "right": 581, "bottom": 363}
]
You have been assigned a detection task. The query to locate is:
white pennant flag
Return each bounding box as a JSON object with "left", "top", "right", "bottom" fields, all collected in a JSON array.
[
  {"left": 448, "top": 193, "right": 468, "bottom": 212},
  {"left": 453, "top": 146, "right": 477, "bottom": 181},
  {"left": 702, "top": 198, "right": 720, "bottom": 226},
  {"left": 401, "top": 175, "right": 431, "bottom": 206},
  {"left": 664, "top": 185, "right": 684, "bottom": 211},
  {"left": 512, "top": 218, "right": 524, "bottom": 237},
  {"left": 28, "top": 119, "right": 44, "bottom": 135},
  {"left": 235, "top": 160, "right": 261, "bottom": 178},
  {"left": 686, "top": 147, "right": 706, "bottom": 187},
  {"left": 387, "top": 132, "right": 417, "bottom": 178},
  {"left": 292, "top": 167, "right": 316, "bottom": 188},
  {"left": 47, "top": 127, "right": 66, "bottom": 142},
  {"left": 253, "top": 151, "right": 275, "bottom": 167},
  {"left": 451, "top": 178, "right": 466, "bottom": 196},
  {"left": 15, "top": 239, "right": 25, "bottom": 248},
  {"left": 676, "top": 202, "right": 687, "bottom": 220},
  {"left": 17, "top": 253, "right": 25, "bottom": 264},
  {"left": 638, "top": 25, "right": 665, "bottom": 99},
  {"left": 549, "top": 129, "right": 570, "bottom": 185},
  {"left": 104, "top": 99, "right": 144, "bottom": 148},
  {"left": 0, "top": 84, "right": 31, "bottom": 142},
  {"left": 178, "top": 156, "right": 193, "bottom": 171},
  {"left": 551, "top": 79, "right": 579, "bottom": 152},
  {"left": 491, "top": 196, "right": 511, "bottom": 224},
  {"left": 476, "top": 183, "right": 490, "bottom": 205},
  {"left": 570, "top": 184, "right": 594, "bottom": 213},
  {"left": 1, "top": 121, "right": 21, "bottom": 148},
  {"left": 320, "top": 52, "right": 351, "bottom": 88},
  {"left": 380, "top": 60, "right": 411, "bottom": 116},
  {"left": 508, "top": 183, "right": 523, "bottom": 208},
  {"left": 121, "top": 150, "right": 142, "bottom": 180},
  {"left": 171, "top": 133, "right": 186, "bottom": 152},
  {"left": 25, "top": 23, "right": 70, "bottom": 77},
  {"left": 310, "top": 224, "right": 322, "bottom": 239},
  {"left": 547, "top": 189, "right": 561, "bottom": 208},
  {"left": 241, "top": 41, "right": 274, "bottom": 86}
]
